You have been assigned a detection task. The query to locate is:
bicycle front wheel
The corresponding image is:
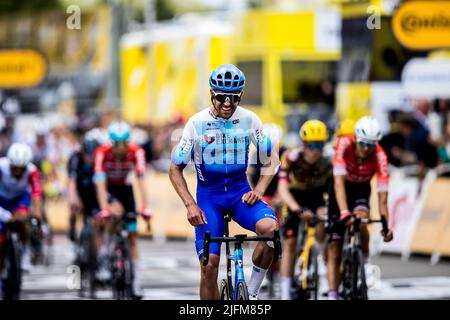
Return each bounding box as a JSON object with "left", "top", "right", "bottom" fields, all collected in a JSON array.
[
  {"left": 236, "top": 281, "right": 249, "bottom": 300},
  {"left": 307, "top": 245, "right": 319, "bottom": 300},
  {"left": 357, "top": 251, "right": 368, "bottom": 300}
]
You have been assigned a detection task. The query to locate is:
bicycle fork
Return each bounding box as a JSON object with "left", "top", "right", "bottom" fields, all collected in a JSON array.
[{"left": 232, "top": 242, "right": 245, "bottom": 300}]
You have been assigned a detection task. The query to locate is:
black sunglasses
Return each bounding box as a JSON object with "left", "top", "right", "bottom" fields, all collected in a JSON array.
[
  {"left": 10, "top": 165, "right": 26, "bottom": 173},
  {"left": 305, "top": 142, "right": 325, "bottom": 151},
  {"left": 212, "top": 91, "right": 242, "bottom": 104},
  {"left": 357, "top": 141, "right": 376, "bottom": 149}
]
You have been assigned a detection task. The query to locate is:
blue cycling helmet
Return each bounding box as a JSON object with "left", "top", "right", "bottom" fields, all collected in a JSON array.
[
  {"left": 108, "top": 120, "right": 130, "bottom": 142},
  {"left": 209, "top": 64, "right": 245, "bottom": 92}
]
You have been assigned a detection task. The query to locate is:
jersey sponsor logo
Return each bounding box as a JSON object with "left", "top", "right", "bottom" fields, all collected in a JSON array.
[
  {"left": 203, "top": 134, "right": 215, "bottom": 145},
  {"left": 232, "top": 119, "right": 240, "bottom": 125}
]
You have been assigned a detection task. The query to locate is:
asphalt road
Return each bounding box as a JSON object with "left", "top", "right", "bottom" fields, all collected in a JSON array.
[{"left": 19, "top": 235, "right": 450, "bottom": 300}]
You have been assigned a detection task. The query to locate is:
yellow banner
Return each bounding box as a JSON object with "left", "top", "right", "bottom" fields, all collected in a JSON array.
[
  {"left": 336, "top": 82, "right": 371, "bottom": 122},
  {"left": 392, "top": 1, "right": 450, "bottom": 50},
  {"left": 0, "top": 49, "right": 47, "bottom": 88}
]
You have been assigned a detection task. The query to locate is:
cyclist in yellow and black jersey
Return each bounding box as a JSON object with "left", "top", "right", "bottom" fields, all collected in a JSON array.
[{"left": 278, "top": 120, "right": 332, "bottom": 300}]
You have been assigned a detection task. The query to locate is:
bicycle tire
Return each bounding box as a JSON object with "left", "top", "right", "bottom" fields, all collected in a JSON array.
[
  {"left": 340, "top": 247, "right": 353, "bottom": 300},
  {"left": 219, "top": 279, "right": 229, "bottom": 300},
  {"left": 236, "top": 281, "right": 249, "bottom": 300},
  {"left": 358, "top": 250, "right": 368, "bottom": 300},
  {"left": 307, "top": 245, "right": 319, "bottom": 300},
  {"left": 2, "top": 235, "right": 22, "bottom": 300},
  {"left": 351, "top": 249, "right": 361, "bottom": 299},
  {"left": 110, "top": 238, "right": 125, "bottom": 300},
  {"left": 79, "top": 223, "right": 97, "bottom": 298}
]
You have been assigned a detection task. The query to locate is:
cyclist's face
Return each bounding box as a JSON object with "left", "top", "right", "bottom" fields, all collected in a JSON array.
[
  {"left": 303, "top": 142, "right": 324, "bottom": 163},
  {"left": 112, "top": 141, "right": 128, "bottom": 158},
  {"left": 210, "top": 89, "right": 242, "bottom": 119},
  {"left": 356, "top": 141, "right": 376, "bottom": 158},
  {"left": 11, "top": 166, "right": 26, "bottom": 179}
]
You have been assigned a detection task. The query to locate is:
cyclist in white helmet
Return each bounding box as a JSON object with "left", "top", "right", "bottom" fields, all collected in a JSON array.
[
  {"left": 0, "top": 143, "right": 43, "bottom": 274},
  {"left": 326, "top": 116, "right": 394, "bottom": 300}
]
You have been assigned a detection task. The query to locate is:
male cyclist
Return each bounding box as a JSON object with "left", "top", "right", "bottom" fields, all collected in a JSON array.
[
  {"left": 93, "top": 120, "right": 152, "bottom": 299},
  {"left": 0, "top": 143, "right": 42, "bottom": 274},
  {"left": 169, "top": 64, "right": 278, "bottom": 300},
  {"left": 67, "top": 129, "right": 106, "bottom": 263},
  {"left": 278, "top": 120, "right": 332, "bottom": 300},
  {"left": 327, "top": 116, "right": 394, "bottom": 300}
]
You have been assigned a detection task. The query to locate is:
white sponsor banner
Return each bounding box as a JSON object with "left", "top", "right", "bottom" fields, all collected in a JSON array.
[
  {"left": 402, "top": 58, "right": 450, "bottom": 98},
  {"left": 371, "top": 82, "right": 410, "bottom": 135},
  {"left": 314, "top": 9, "right": 342, "bottom": 52},
  {"left": 371, "top": 167, "right": 434, "bottom": 256}
]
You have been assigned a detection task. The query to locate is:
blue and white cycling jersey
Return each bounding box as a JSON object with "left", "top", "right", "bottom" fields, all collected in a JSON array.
[{"left": 172, "top": 107, "right": 272, "bottom": 192}]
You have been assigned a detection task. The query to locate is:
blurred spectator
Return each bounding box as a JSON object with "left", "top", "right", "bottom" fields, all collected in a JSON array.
[
  {"left": 437, "top": 111, "right": 450, "bottom": 166},
  {"left": 379, "top": 110, "right": 405, "bottom": 167},
  {"left": 391, "top": 112, "right": 438, "bottom": 169},
  {"left": 412, "top": 98, "right": 443, "bottom": 146}
]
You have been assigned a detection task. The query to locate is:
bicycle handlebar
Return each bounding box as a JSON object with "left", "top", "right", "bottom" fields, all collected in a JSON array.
[
  {"left": 202, "top": 229, "right": 282, "bottom": 266},
  {"left": 356, "top": 215, "right": 389, "bottom": 234}
]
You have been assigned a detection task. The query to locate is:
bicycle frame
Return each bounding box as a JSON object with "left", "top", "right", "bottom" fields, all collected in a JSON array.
[
  {"left": 298, "top": 224, "right": 317, "bottom": 289},
  {"left": 203, "top": 216, "right": 281, "bottom": 300},
  {"left": 232, "top": 240, "right": 245, "bottom": 300},
  {"left": 340, "top": 214, "right": 388, "bottom": 300}
]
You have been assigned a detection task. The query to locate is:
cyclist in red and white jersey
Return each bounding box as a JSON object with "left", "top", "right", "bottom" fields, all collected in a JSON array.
[
  {"left": 327, "top": 116, "right": 394, "bottom": 300},
  {"left": 0, "top": 143, "right": 42, "bottom": 274},
  {"left": 93, "top": 120, "right": 152, "bottom": 299}
]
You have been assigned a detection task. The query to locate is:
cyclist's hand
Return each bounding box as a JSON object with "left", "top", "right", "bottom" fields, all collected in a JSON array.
[
  {"left": 95, "top": 209, "right": 111, "bottom": 222},
  {"left": 381, "top": 228, "right": 394, "bottom": 242},
  {"left": 139, "top": 208, "right": 153, "bottom": 221},
  {"left": 339, "top": 210, "right": 354, "bottom": 226},
  {"left": 186, "top": 204, "right": 207, "bottom": 226},
  {"left": 241, "top": 190, "right": 263, "bottom": 206}
]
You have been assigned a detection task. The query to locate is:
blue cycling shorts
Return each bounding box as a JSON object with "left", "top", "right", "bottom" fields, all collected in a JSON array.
[
  {"left": 195, "top": 185, "right": 277, "bottom": 259},
  {"left": 0, "top": 192, "right": 31, "bottom": 213}
]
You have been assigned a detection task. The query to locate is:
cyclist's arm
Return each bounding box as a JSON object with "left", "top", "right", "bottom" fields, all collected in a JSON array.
[
  {"left": 134, "top": 147, "right": 148, "bottom": 211},
  {"left": 29, "top": 166, "right": 43, "bottom": 219},
  {"left": 136, "top": 176, "right": 148, "bottom": 211},
  {"left": 93, "top": 148, "right": 109, "bottom": 211},
  {"left": 333, "top": 137, "right": 350, "bottom": 215},
  {"left": 277, "top": 151, "right": 301, "bottom": 211},
  {"left": 169, "top": 163, "right": 196, "bottom": 208},
  {"left": 378, "top": 191, "right": 389, "bottom": 221},
  {"left": 375, "top": 145, "right": 390, "bottom": 222},
  {"left": 94, "top": 178, "right": 109, "bottom": 211},
  {"left": 67, "top": 154, "right": 81, "bottom": 207},
  {"left": 253, "top": 173, "right": 274, "bottom": 196},
  {"left": 68, "top": 178, "right": 81, "bottom": 206},
  {"left": 278, "top": 181, "right": 301, "bottom": 212},
  {"left": 170, "top": 118, "right": 197, "bottom": 208},
  {"left": 250, "top": 113, "right": 276, "bottom": 194},
  {"left": 334, "top": 175, "right": 349, "bottom": 214}
]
